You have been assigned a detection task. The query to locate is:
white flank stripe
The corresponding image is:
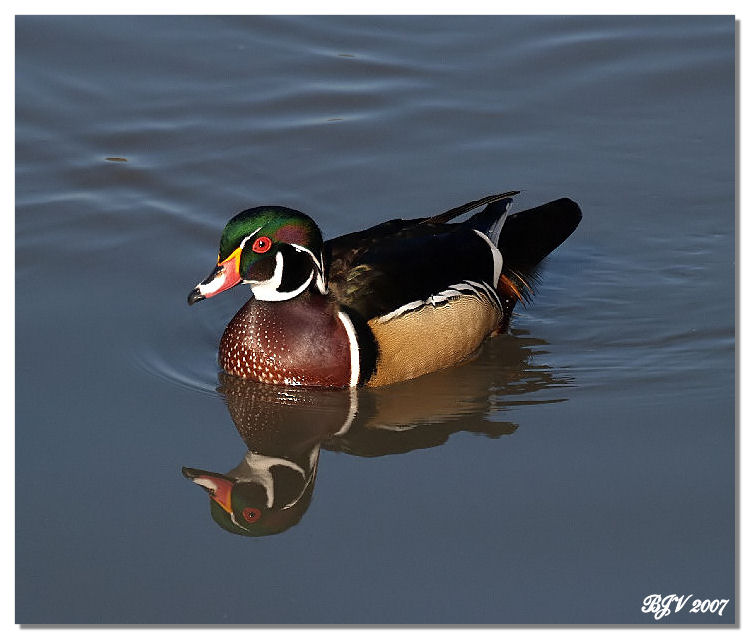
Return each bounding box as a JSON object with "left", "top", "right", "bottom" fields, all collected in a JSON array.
[
  {"left": 377, "top": 299, "right": 425, "bottom": 323},
  {"left": 337, "top": 310, "right": 360, "bottom": 387},
  {"left": 376, "top": 278, "right": 503, "bottom": 324},
  {"left": 466, "top": 278, "right": 503, "bottom": 308}
]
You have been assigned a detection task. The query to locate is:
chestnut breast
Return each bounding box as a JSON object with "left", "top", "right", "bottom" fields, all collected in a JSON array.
[{"left": 219, "top": 294, "right": 353, "bottom": 388}]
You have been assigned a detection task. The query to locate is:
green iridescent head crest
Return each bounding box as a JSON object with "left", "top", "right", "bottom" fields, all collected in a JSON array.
[{"left": 218, "top": 206, "right": 323, "bottom": 262}]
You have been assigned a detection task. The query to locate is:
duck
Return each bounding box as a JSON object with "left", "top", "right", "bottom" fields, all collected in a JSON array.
[{"left": 188, "top": 191, "right": 581, "bottom": 388}]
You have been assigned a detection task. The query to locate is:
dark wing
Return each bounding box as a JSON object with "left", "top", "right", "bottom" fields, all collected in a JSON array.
[
  {"left": 325, "top": 190, "right": 518, "bottom": 276},
  {"left": 325, "top": 222, "right": 498, "bottom": 321},
  {"left": 325, "top": 218, "right": 425, "bottom": 282},
  {"left": 422, "top": 190, "right": 519, "bottom": 225},
  {"left": 322, "top": 192, "right": 582, "bottom": 323}
]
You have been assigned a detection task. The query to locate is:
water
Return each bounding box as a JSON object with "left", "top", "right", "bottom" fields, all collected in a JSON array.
[{"left": 15, "top": 15, "right": 734, "bottom": 624}]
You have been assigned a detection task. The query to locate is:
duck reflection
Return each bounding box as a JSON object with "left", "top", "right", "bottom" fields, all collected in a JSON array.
[
  {"left": 183, "top": 330, "right": 570, "bottom": 536},
  {"left": 182, "top": 382, "right": 354, "bottom": 536}
]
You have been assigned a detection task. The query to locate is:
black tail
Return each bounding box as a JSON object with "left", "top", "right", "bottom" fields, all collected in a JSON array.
[
  {"left": 494, "top": 198, "right": 582, "bottom": 324},
  {"left": 499, "top": 198, "right": 582, "bottom": 270}
]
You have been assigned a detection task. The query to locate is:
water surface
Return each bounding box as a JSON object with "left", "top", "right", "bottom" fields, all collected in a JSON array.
[{"left": 16, "top": 15, "right": 734, "bottom": 624}]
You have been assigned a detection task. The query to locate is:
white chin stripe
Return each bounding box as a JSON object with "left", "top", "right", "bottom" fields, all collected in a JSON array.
[{"left": 337, "top": 310, "right": 360, "bottom": 387}]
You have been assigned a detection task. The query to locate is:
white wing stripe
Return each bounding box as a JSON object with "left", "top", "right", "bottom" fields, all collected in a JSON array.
[
  {"left": 375, "top": 278, "right": 502, "bottom": 324},
  {"left": 473, "top": 229, "right": 503, "bottom": 287}
]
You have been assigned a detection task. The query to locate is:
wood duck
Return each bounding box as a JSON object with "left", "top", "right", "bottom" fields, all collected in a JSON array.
[{"left": 188, "top": 192, "right": 581, "bottom": 388}]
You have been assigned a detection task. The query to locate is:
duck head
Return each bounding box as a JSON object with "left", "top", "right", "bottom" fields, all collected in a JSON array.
[
  {"left": 182, "top": 449, "right": 320, "bottom": 537},
  {"left": 188, "top": 206, "right": 326, "bottom": 305}
]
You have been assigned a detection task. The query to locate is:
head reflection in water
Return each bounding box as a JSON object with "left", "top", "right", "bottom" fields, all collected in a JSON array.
[
  {"left": 182, "top": 459, "right": 316, "bottom": 537},
  {"left": 183, "top": 331, "right": 572, "bottom": 537},
  {"left": 182, "top": 378, "right": 351, "bottom": 537}
]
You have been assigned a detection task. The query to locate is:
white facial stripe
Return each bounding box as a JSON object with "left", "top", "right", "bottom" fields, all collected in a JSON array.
[
  {"left": 337, "top": 310, "right": 360, "bottom": 387},
  {"left": 291, "top": 243, "right": 327, "bottom": 293},
  {"left": 473, "top": 229, "right": 503, "bottom": 287},
  {"left": 290, "top": 243, "right": 321, "bottom": 271},
  {"left": 240, "top": 227, "right": 262, "bottom": 249},
  {"left": 249, "top": 251, "right": 316, "bottom": 301}
]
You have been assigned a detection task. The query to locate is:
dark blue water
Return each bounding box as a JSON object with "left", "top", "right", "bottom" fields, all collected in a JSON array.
[{"left": 16, "top": 15, "right": 734, "bottom": 624}]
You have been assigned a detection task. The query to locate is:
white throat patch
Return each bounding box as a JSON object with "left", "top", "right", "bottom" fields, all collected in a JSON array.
[{"left": 249, "top": 250, "right": 315, "bottom": 301}]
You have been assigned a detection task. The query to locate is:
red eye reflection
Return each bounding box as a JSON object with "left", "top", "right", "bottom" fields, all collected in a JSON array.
[
  {"left": 252, "top": 236, "right": 272, "bottom": 253},
  {"left": 242, "top": 507, "right": 262, "bottom": 523}
]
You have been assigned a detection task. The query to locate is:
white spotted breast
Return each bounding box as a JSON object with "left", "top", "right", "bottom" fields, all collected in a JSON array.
[{"left": 219, "top": 295, "right": 355, "bottom": 388}]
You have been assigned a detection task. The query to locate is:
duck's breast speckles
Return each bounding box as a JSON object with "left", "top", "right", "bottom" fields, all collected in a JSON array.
[{"left": 219, "top": 296, "right": 352, "bottom": 388}]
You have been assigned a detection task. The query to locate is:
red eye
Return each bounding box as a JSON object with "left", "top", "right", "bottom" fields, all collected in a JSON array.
[
  {"left": 252, "top": 236, "right": 272, "bottom": 253},
  {"left": 242, "top": 507, "right": 262, "bottom": 523}
]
